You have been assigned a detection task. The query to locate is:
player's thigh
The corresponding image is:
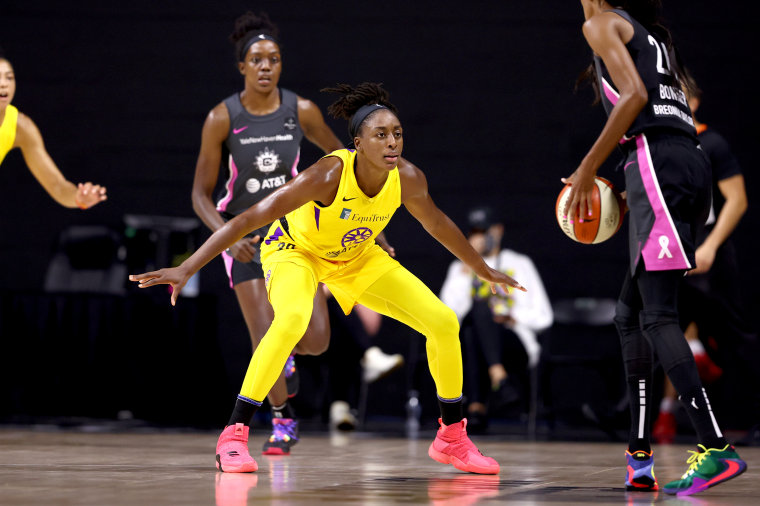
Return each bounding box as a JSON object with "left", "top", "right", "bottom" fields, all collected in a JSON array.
[{"left": 357, "top": 266, "right": 457, "bottom": 336}]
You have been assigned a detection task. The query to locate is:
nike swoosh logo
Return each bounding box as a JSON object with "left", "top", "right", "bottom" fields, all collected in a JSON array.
[
  {"left": 342, "top": 197, "right": 357, "bottom": 201},
  {"left": 233, "top": 126, "right": 248, "bottom": 134},
  {"left": 702, "top": 459, "right": 743, "bottom": 489}
]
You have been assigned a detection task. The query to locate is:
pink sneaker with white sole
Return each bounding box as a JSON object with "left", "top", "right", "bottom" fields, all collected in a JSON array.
[
  {"left": 428, "top": 418, "right": 500, "bottom": 474},
  {"left": 216, "top": 423, "right": 258, "bottom": 473}
]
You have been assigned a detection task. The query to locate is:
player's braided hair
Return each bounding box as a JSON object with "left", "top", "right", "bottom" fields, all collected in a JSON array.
[
  {"left": 576, "top": 0, "right": 692, "bottom": 103},
  {"left": 229, "top": 11, "right": 279, "bottom": 61},
  {"left": 321, "top": 82, "right": 398, "bottom": 121}
]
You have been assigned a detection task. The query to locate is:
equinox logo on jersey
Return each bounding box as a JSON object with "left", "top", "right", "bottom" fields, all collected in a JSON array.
[
  {"left": 340, "top": 208, "right": 352, "bottom": 220},
  {"left": 255, "top": 147, "right": 280, "bottom": 173}
]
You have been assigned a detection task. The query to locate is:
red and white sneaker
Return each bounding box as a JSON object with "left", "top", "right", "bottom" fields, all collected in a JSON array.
[
  {"left": 216, "top": 423, "right": 258, "bottom": 473},
  {"left": 428, "top": 418, "right": 500, "bottom": 474}
]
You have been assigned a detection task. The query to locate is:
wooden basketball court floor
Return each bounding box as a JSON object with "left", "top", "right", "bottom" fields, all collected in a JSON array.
[{"left": 0, "top": 428, "right": 757, "bottom": 505}]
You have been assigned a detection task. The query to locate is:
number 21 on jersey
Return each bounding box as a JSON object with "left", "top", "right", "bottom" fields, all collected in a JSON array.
[{"left": 648, "top": 35, "right": 672, "bottom": 75}]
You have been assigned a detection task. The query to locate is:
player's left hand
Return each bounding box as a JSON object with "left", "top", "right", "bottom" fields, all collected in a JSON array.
[
  {"left": 76, "top": 182, "right": 108, "bottom": 209},
  {"left": 562, "top": 169, "right": 595, "bottom": 222},
  {"left": 475, "top": 265, "right": 526, "bottom": 294}
]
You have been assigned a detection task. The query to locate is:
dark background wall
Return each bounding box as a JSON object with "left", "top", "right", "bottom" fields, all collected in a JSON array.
[{"left": 0, "top": 1, "right": 757, "bottom": 425}]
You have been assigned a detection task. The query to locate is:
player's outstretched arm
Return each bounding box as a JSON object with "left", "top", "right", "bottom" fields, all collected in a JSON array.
[
  {"left": 399, "top": 159, "right": 525, "bottom": 294},
  {"left": 15, "top": 113, "right": 107, "bottom": 209},
  {"left": 130, "top": 156, "right": 343, "bottom": 305}
]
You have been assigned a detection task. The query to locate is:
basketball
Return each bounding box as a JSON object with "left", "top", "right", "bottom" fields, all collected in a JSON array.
[{"left": 555, "top": 176, "right": 624, "bottom": 244}]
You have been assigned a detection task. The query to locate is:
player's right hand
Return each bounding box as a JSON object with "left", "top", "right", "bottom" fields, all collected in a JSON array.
[
  {"left": 228, "top": 236, "right": 260, "bottom": 263},
  {"left": 129, "top": 266, "right": 189, "bottom": 306}
]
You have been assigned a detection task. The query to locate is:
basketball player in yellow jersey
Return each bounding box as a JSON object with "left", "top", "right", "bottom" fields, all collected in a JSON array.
[
  {"left": 131, "top": 83, "right": 526, "bottom": 476},
  {"left": 0, "top": 51, "right": 106, "bottom": 209}
]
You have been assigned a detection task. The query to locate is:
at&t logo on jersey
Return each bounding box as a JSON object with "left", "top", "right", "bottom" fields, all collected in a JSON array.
[
  {"left": 245, "top": 178, "right": 261, "bottom": 193},
  {"left": 255, "top": 147, "right": 280, "bottom": 173},
  {"left": 246, "top": 175, "right": 287, "bottom": 194}
]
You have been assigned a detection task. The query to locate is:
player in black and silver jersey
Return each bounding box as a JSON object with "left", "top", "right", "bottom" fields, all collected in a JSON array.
[
  {"left": 191, "top": 12, "right": 343, "bottom": 457},
  {"left": 564, "top": 0, "right": 746, "bottom": 496}
]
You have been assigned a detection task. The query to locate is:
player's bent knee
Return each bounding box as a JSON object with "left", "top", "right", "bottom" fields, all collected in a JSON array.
[
  {"left": 294, "top": 329, "right": 330, "bottom": 355},
  {"left": 272, "top": 310, "right": 311, "bottom": 340},
  {"left": 428, "top": 304, "right": 460, "bottom": 340},
  {"left": 639, "top": 307, "right": 679, "bottom": 331}
]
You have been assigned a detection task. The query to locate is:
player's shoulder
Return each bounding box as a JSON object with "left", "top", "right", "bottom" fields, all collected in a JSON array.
[
  {"left": 397, "top": 157, "right": 423, "bottom": 178},
  {"left": 583, "top": 10, "right": 630, "bottom": 41},
  {"left": 13, "top": 111, "right": 40, "bottom": 145},
  {"left": 306, "top": 152, "right": 345, "bottom": 183}
]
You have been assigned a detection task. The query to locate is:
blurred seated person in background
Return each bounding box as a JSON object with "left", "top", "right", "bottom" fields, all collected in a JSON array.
[
  {"left": 653, "top": 80, "right": 759, "bottom": 444},
  {"left": 440, "top": 207, "right": 552, "bottom": 431},
  {"left": 322, "top": 285, "right": 405, "bottom": 431}
]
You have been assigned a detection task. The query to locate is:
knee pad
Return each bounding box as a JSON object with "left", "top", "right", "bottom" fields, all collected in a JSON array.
[
  {"left": 639, "top": 306, "right": 679, "bottom": 332},
  {"left": 613, "top": 300, "right": 638, "bottom": 334}
]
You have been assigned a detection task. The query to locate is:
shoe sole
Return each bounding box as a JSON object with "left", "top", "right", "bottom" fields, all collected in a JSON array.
[
  {"left": 664, "top": 460, "right": 747, "bottom": 496},
  {"left": 216, "top": 453, "right": 258, "bottom": 473},
  {"left": 262, "top": 447, "right": 291, "bottom": 456},
  {"left": 428, "top": 443, "right": 499, "bottom": 475}
]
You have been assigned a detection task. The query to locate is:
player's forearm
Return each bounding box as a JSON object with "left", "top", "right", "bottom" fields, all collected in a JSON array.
[
  {"left": 426, "top": 213, "right": 488, "bottom": 275},
  {"left": 46, "top": 178, "right": 78, "bottom": 208},
  {"left": 703, "top": 198, "right": 747, "bottom": 251},
  {"left": 192, "top": 191, "right": 227, "bottom": 232}
]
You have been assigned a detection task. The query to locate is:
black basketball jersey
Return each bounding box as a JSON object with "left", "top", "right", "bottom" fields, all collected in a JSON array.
[
  {"left": 216, "top": 89, "right": 304, "bottom": 234},
  {"left": 594, "top": 9, "right": 696, "bottom": 139}
]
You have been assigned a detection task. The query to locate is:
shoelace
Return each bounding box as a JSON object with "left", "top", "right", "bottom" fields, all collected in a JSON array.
[
  {"left": 271, "top": 419, "right": 297, "bottom": 442},
  {"left": 682, "top": 444, "right": 711, "bottom": 479}
]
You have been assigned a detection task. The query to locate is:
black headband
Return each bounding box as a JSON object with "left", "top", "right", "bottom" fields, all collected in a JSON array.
[
  {"left": 348, "top": 104, "right": 389, "bottom": 139},
  {"left": 239, "top": 33, "right": 279, "bottom": 61}
]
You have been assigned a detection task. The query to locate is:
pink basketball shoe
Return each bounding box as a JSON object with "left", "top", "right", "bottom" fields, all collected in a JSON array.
[
  {"left": 428, "top": 418, "right": 500, "bottom": 474},
  {"left": 216, "top": 423, "right": 258, "bottom": 473}
]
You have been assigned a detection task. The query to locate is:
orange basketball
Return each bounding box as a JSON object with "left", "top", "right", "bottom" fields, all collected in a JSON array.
[{"left": 555, "top": 176, "right": 625, "bottom": 244}]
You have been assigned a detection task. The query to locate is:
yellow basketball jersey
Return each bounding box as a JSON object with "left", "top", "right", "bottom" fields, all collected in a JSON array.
[
  {"left": 0, "top": 105, "right": 19, "bottom": 166},
  {"left": 278, "top": 149, "right": 401, "bottom": 261}
]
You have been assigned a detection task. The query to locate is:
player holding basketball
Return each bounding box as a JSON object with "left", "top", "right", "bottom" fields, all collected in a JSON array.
[
  {"left": 0, "top": 49, "right": 106, "bottom": 209},
  {"left": 564, "top": 0, "right": 746, "bottom": 496},
  {"left": 132, "top": 82, "right": 525, "bottom": 475},
  {"left": 191, "top": 12, "right": 342, "bottom": 456}
]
